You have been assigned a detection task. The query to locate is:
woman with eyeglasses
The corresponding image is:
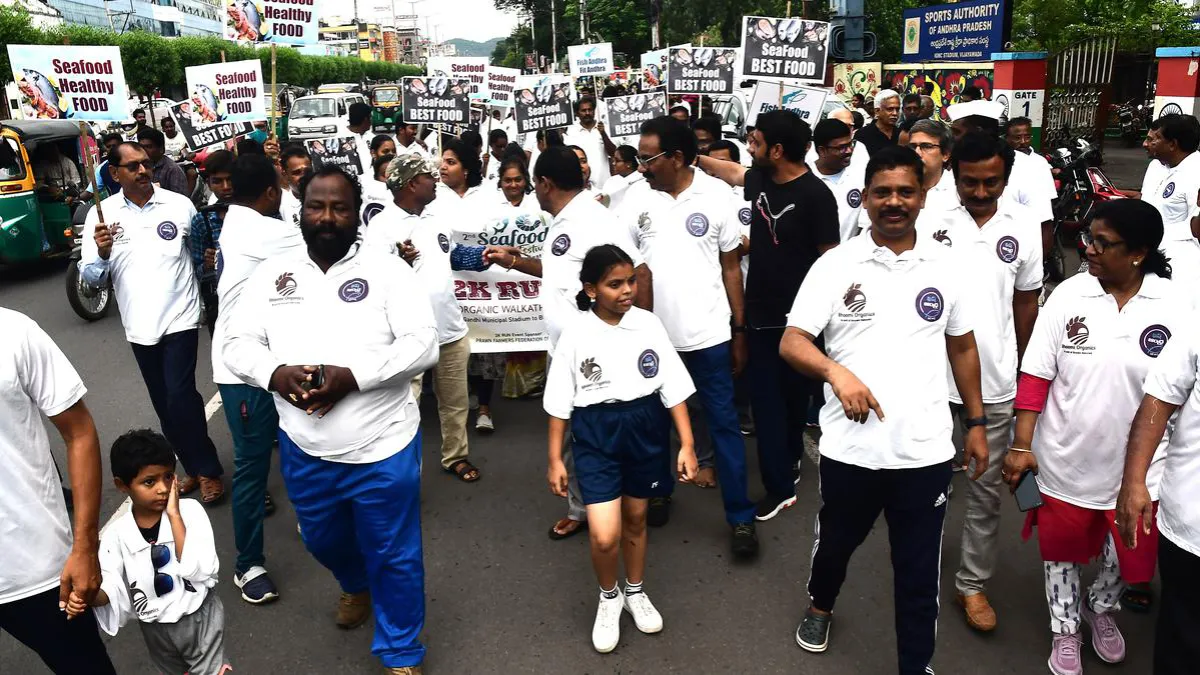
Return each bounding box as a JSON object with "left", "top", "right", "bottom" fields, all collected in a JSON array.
[{"left": 1004, "top": 199, "right": 1183, "bottom": 675}]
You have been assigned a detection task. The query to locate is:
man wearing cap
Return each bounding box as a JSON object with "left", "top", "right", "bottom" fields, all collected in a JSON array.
[
  {"left": 855, "top": 90, "right": 902, "bottom": 156},
  {"left": 365, "top": 154, "right": 497, "bottom": 483}
]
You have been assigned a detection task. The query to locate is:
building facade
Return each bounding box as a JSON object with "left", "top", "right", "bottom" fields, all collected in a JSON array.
[{"left": 41, "top": 0, "right": 222, "bottom": 37}]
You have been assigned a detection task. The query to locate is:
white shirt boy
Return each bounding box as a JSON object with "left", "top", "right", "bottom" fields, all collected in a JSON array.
[{"left": 809, "top": 160, "right": 867, "bottom": 242}]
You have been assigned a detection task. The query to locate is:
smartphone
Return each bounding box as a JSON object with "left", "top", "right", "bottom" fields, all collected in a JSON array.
[
  {"left": 1014, "top": 469, "right": 1043, "bottom": 512},
  {"left": 300, "top": 365, "right": 325, "bottom": 391}
]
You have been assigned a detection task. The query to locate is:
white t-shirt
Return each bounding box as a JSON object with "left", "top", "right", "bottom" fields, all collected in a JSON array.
[
  {"left": 542, "top": 192, "right": 645, "bottom": 349},
  {"left": 366, "top": 203, "right": 471, "bottom": 345},
  {"left": 621, "top": 169, "right": 741, "bottom": 351},
  {"left": 922, "top": 169, "right": 960, "bottom": 217},
  {"left": 163, "top": 131, "right": 188, "bottom": 160},
  {"left": 212, "top": 205, "right": 305, "bottom": 385},
  {"left": 394, "top": 140, "right": 431, "bottom": 159},
  {"left": 0, "top": 308, "right": 86, "bottom": 604},
  {"left": 279, "top": 189, "right": 301, "bottom": 229},
  {"left": 600, "top": 172, "right": 646, "bottom": 212},
  {"left": 1022, "top": 272, "right": 1180, "bottom": 509},
  {"left": 562, "top": 122, "right": 611, "bottom": 188},
  {"left": 809, "top": 160, "right": 866, "bottom": 242},
  {"left": 81, "top": 188, "right": 201, "bottom": 345},
  {"left": 1141, "top": 152, "right": 1200, "bottom": 291},
  {"left": 544, "top": 307, "right": 696, "bottom": 419},
  {"left": 916, "top": 201, "right": 1043, "bottom": 403},
  {"left": 787, "top": 233, "right": 973, "bottom": 469},
  {"left": 1003, "top": 151, "right": 1054, "bottom": 224},
  {"left": 360, "top": 178, "right": 392, "bottom": 228},
  {"left": 804, "top": 140, "right": 869, "bottom": 178},
  {"left": 1144, "top": 317, "right": 1200, "bottom": 557}
]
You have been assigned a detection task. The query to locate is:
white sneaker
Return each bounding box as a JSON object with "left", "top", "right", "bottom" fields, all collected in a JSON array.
[
  {"left": 592, "top": 589, "right": 624, "bottom": 653},
  {"left": 623, "top": 590, "right": 663, "bottom": 634},
  {"left": 476, "top": 413, "right": 494, "bottom": 433}
]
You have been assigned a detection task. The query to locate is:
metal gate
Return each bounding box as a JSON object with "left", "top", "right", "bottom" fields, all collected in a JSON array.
[{"left": 1043, "top": 37, "right": 1119, "bottom": 149}]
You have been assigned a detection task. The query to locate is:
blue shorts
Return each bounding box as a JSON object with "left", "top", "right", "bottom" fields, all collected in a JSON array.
[{"left": 572, "top": 395, "right": 674, "bottom": 504}]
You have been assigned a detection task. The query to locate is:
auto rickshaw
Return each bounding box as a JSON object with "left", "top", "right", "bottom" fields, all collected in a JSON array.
[{"left": 369, "top": 84, "right": 401, "bottom": 131}]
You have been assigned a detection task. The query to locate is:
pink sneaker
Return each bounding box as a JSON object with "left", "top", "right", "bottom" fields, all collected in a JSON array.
[
  {"left": 1082, "top": 603, "right": 1126, "bottom": 663},
  {"left": 1048, "top": 632, "right": 1083, "bottom": 675}
]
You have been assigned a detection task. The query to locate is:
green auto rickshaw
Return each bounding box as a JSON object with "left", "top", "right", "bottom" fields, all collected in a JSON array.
[{"left": 369, "top": 84, "right": 401, "bottom": 132}]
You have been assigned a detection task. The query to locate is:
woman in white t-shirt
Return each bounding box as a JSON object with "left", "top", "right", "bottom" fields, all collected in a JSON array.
[{"left": 1005, "top": 200, "right": 1182, "bottom": 674}]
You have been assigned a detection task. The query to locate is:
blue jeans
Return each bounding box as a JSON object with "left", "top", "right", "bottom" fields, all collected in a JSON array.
[
  {"left": 129, "top": 329, "right": 224, "bottom": 479},
  {"left": 218, "top": 383, "right": 278, "bottom": 575},
  {"left": 278, "top": 431, "right": 426, "bottom": 668},
  {"left": 680, "top": 342, "right": 756, "bottom": 525},
  {"left": 746, "top": 327, "right": 813, "bottom": 501}
]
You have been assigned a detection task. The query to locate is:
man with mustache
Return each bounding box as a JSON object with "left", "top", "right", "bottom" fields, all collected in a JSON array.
[
  {"left": 781, "top": 145, "right": 987, "bottom": 673},
  {"left": 917, "top": 132, "right": 1043, "bottom": 633},
  {"left": 224, "top": 165, "right": 438, "bottom": 675},
  {"left": 564, "top": 96, "right": 615, "bottom": 191},
  {"left": 80, "top": 142, "right": 226, "bottom": 504}
]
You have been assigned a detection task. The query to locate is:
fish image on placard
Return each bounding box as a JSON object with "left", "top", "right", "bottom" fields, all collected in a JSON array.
[
  {"left": 18, "top": 68, "right": 69, "bottom": 119},
  {"left": 227, "top": 0, "right": 265, "bottom": 41},
  {"left": 191, "top": 85, "right": 221, "bottom": 123}
]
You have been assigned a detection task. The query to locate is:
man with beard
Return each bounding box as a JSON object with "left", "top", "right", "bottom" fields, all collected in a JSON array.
[
  {"left": 564, "top": 96, "right": 615, "bottom": 189},
  {"left": 188, "top": 150, "right": 234, "bottom": 336},
  {"left": 279, "top": 143, "right": 311, "bottom": 229},
  {"left": 808, "top": 119, "right": 867, "bottom": 242},
  {"left": 917, "top": 133, "right": 1042, "bottom": 633},
  {"left": 696, "top": 110, "right": 840, "bottom": 522},
  {"left": 782, "top": 145, "right": 987, "bottom": 673},
  {"left": 81, "top": 142, "right": 226, "bottom": 503},
  {"left": 224, "top": 165, "right": 438, "bottom": 675},
  {"left": 855, "top": 90, "right": 901, "bottom": 156}
]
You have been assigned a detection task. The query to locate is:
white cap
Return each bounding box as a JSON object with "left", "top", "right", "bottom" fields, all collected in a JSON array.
[
  {"left": 874, "top": 89, "right": 900, "bottom": 108},
  {"left": 670, "top": 100, "right": 691, "bottom": 115},
  {"left": 947, "top": 99, "right": 1005, "bottom": 122}
]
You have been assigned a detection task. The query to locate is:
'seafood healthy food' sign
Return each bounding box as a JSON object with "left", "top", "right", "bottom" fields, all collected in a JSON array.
[{"left": 7, "top": 45, "right": 130, "bottom": 121}]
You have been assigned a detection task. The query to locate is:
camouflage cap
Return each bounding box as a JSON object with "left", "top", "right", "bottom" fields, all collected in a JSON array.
[{"left": 385, "top": 152, "right": 438, "bottom": 191}]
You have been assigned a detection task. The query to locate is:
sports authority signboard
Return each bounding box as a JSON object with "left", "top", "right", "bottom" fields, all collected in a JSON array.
[
  {"left": 741, "top": 16, "right": 829, "bottom": 82},
  {"left": 568, "top": 42, "right": 614, "bottom": 77},
  {"left": 902, "top": 0, "right": 1006, "bottom": 63},
  {"left": 605, "top": 91, "right": 668, "bottom": 142},
  {"left": 427, "top": 57, "right": 488, "bottom": 100},
  {"left": 514, "top": 74, "right": 574, "bottom": 135},
  {"left": 745, "top": 81, "right": 828, "bottom": 128},
  {"left": 306, "top": 136, "right": 363, "bottom": 176},
  {"left": 184, "top": 60, "right": 266, "bottom": 125},
  {"left": 402, "top": 77, "right": 471, "bottom": 125},
  {"left": 224, "top": 0, "right": 320, "bottom": 45},
  {"left": 6, "top": 45, "right": 129, "bottom": 121},
  {"left": 170, "top": 101, "right": 253, "bottom": 152},
  {"left": 667, "top": 47, "right": 738, "bottom": 95},
  {"left": 487, "top": 66, "right": 520, "bottom": 107}
]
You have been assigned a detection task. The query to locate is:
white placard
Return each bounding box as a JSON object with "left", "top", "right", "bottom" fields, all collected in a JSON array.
[{"left": 568, "top": 43, "right": 614, "bottom": 77}]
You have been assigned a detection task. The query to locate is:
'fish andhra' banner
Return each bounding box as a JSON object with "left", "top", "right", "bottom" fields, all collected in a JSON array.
[
  {"left": 568, "top": 42, "right": 614, "bottom": 77},
  {"left": 740, "top": 16, "right": 829, "bottom": 82},
  {"left": 451, "top": 206, "right": 553, "bottom": 352},
  {"left": 170, "top": 101, "right": 253, "bottom": 152},
  {"left": 426, "top": 57, "right": 489, "bottom": 101},
  {"left": 402, "top": 77, "right": 471, "bottom": 124},
  {"left": 224, "top": 0, "right": 320, "bottom": 45},
  {"left": 746, "top": 81, "right": 828, "bottom": 128},
  {"left": 307, "top": 136, "right": 363, "bottom": 176},
  {"left": 487, "top": 66, "right": 520, "bottom": 107},
  {"left": 6, "top": 45, "right": 129, "bottom": 121},
  {"left": 514, "top": 74, "right": 574, "bottom": 135},
  {"left": 667, "top": 47, "right": 737, "bottom": 95},
  {"left": 185, "top": 60, "right": 266, "bottom": 125},
  {"left": 605, "top": 91, "right": 668, "bottom": 142}
]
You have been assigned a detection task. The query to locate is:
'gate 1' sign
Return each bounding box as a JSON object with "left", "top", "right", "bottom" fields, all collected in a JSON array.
[{"left": 992, "top": 89, "right": 1043, "bottom": 127}]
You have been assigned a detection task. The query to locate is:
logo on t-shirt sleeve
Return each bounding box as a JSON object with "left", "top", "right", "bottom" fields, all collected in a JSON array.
[
  {"left": 914, "top": 287, "right": 944, "bottom": 322},
  {"left": 685, "top": 213, "right": 709, "bottom": 237},
  {"left": 438, "top": 232, "right": 451, "bottom": 253},
  {"left": 847, "top": 188, "right": 863, "bottom": 209},
  {"left": 1163, "top": 182, "right": 1176, "bottom": 199},
  {"left": 738, "top": 207, "right": 752, "bottom": 226},
  {"left": 995, "top": 235, "right": 1019, "bottom": 263},
  {"left": 156, "top": 221, "right": 178, "bottom": 240},
  {"left": 551, "top": 234, "right": 571, "bottom": 256},
  {"left": 1140, "top": 324, "right": 1172, "bottom": 357},
  {"left": 638, "top": 349, "right": 660, "bottom": 378},
  {"left": 338, "top": 278, "right": 370, "bottom": 302}
]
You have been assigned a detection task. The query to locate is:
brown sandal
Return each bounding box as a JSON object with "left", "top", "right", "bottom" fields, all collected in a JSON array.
[
  {"left": 548, "top": 517, "right": 587, "bottom": 540},
  {"left": 445, "top": 459, "right": 481, "bottom": 483},
  {"left": 199, "top": 476, "right": 225, "bottom": 505},
  {"left": 177, "top": 476, "right": 199, "bottom": 496}
]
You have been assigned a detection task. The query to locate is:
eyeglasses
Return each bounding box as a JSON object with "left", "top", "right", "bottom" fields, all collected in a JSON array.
[
  {"left": 150, "top": 543, "right": 174, "bottom": 596},
  {"left": 636, "top": 150, "right": 668, "bottom": 167},
  {"left": 906, "top": 142, "right": 942, "bottom": 153},
  {"left": 116, "top": 160, "right": 154, "bottom": 171},
  {"left": 1080, "top": 230, "right": 1126, "bottom": 254},
  {"left": 821, "top": 142, "right": 854, "bottom": 154}
]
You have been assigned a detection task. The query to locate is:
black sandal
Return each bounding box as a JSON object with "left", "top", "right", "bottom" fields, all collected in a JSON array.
[
  {"left": 1122, "top": 585, "right": 1154, "bottom": 613},
  {"left": 445, "top": 459, "right": 481, "bottom": 483}
]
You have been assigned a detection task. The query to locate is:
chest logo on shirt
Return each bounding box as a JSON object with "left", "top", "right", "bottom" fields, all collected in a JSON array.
[
  {"left": 995, "top": 235, "right": 1020, "bottom": 263},
  {"left": 1140, "top": 324, "right": 1172, "bottom": 357},
  {"left": 156, "top": 221, "right": 178, "bottom": 241},
  {"left": 338, "top": 278, "right": 370, "bottom": 303},
  {"left": 1066, "top": 316, "right": 1090, "bottom": 346},
  {"left": 438, "top": 233, "right": 451, "bottom": 253},
  {"left": 637, "top": 212, "right": 652, "bottom": 233},
  {"left": 275, "top": 272, "right": 298, "bottom": 297},
  {"left": 738, "top": 207, "right": 752, "bottom": 226},
  {"left": 914, "top": 287, "right": 945, "bottom": 322},
  {"left": 551, "top": 234, "right": 571, "bottom": 256},
  {"left": 1163, "top": 181, "right": 1176, "bottom": 199},
  {"left": 638, "top": 349, "right": 660, "bottom": 378},
  {"left": 580, "top": 357, "right": 603, "bottom": 382},
  {"left": 685, "top": 213, "right": 709, "bottom": 237},
  {"left": 362, "top": 202, "right": 385, "bottom": 225},
  {"left": 847, "top": 188, "right": 863, "bottom": 209},
  {"left": 932, "top": 229, "right": 953, "bottom": 247},
  {"left": 843, "top": 283, "right": 867, "bottom": 312}
]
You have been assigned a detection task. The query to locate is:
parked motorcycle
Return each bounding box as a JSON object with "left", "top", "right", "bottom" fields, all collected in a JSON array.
[
  {"left": 65, "top": 204, "right": 113, "bottom": 322},
  {"left": 1044, "top": 138, "right": 1125, "bottom": 281},
  {"left": 1115, "top": 99, "right": 1148, "bottom": 148}
]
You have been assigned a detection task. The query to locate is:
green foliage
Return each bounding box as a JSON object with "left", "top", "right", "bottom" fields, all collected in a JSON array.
[{"left": 0, "top": 6, "right": 421, "bottom": 96}]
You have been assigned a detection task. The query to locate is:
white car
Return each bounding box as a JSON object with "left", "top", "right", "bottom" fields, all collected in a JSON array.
[{"left": 287, "top": 92, "right": 369, "bottom": 141}]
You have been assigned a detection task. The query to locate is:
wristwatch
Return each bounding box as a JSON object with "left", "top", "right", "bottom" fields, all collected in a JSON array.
[{"left": 963, "top": 415, "right": 988, "bottom": 430}]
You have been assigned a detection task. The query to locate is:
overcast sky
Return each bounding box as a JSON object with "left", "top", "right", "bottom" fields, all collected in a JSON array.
[{"left": 336, "top": 0, "right": 520, "bottom": 43}]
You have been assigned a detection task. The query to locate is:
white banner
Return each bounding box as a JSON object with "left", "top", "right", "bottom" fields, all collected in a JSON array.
[
  {"left": 568, "top": 43, "right": 614, "bottom": 77},
  {"left": 450, "top": 206, "right": 553, "bottom": 352},
  {"left": 487, "top": 66, "right": 520, "bottom": 107},
  {"left": 746, "top": 81, "right": 828, "bottom": 128},
  {"left": 427, "top": 56, "right": 489, "bottom": 100},
  {"left": 224, "top": 0, "right": 321, "bottom": 45},
  {"left": 6, "top": 45, "right": 129, "bottom": 121},
  {"left": 185, "top": 59, "right": 266, "bottom": 124}
]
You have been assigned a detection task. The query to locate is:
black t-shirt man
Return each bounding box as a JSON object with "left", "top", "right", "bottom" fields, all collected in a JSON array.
[
  {"left": 856, "top": 121, "right": 899, "bottom": 156},
  {"left": 743, "top": 166, "right": 841, "bottom": 329}
]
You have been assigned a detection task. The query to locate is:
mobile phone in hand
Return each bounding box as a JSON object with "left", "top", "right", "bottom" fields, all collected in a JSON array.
[{"left": 1014, "top": 469, "right": 1043, "bottom": 512}]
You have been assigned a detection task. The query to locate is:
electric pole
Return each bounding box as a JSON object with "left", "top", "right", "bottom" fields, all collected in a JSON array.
[
  {"left": 550, "top": 0, "right": 557, "bottom": 71},
  {"left": 579, "top": 0, "right": 585, "bottom": 41},
  {"left": 649, "top": 0, "right": 661, "bottom": 49}
]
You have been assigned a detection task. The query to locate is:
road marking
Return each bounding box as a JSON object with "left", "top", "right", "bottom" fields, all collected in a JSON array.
[{"left": 102, "top": 393, "right": 223, "bottom": 536}]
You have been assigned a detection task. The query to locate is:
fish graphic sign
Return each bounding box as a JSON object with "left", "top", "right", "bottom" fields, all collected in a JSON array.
[{"left": 7, "top": 45, "right": 129, "bottom": 121}]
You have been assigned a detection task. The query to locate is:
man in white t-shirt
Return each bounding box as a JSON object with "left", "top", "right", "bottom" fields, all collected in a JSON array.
[
  {"left": 1125, "top": 114, "right": 1200, "bottom": 290},
  {"left": 918, "top": 133, "right": 1043, "bottom": 633},
  {"left": 1119, "top": 318, "right": 1200, "bottom": 675},
  {"left": 0, "top": 307, "right": 115, "bottom": 672},
  {"left": 348, "top": 102, "right": 380, "bottom": 176},
  {"left": 780, "top": 146, "right": 987, "bottom": 672},
  {"left": 394, "top": 121, "right": 431, "bottom": 159},
  {"left": 563, "top": 96, "right": 615, "bottom": 189},
  {"left": 808, "top": 118, "right": 866, "bottom": 242},
  {"left": 1004, "top": 116, "right": 1059, "bottom": 266},
  {"left": 279, "top": 144, "right": 311, "bottom": 229},
  {"left": 948, "top": 102, "right": 1054, "bottom": 227}
]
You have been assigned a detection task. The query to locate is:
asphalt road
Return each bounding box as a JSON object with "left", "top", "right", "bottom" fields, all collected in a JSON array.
[{"left": 1, "top": 247, "right": 1158, "bottom": 674}]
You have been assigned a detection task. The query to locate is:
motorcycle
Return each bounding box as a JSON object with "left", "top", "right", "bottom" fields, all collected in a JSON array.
[
  {"left": 1045, "top": 138, "right": 1125, "bottom": 281},
  {"left": 65, "top": 203, "right": 113, "bottom": 322},
  {"left": 1115, "top": 99, "right": 1148, "bottom": 148}
]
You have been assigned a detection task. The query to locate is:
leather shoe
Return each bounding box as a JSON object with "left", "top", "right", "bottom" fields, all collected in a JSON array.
[
  {"left": 336, "top": 591, "right": 372, "bottom": 629},
  {"left": 385, "top": 668, "right": 422, "bottom": 675},
  {"left": 957, "top": 592, "right": 997, "bottom": 632}
]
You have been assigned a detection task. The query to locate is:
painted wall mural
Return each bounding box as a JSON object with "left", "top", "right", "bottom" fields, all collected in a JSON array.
[
  {"left": 832, "top": 62, "right": 882, "bottom": 101},
  {"left": 883, "top": 65, "right": 994, "bottom": 119}
]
